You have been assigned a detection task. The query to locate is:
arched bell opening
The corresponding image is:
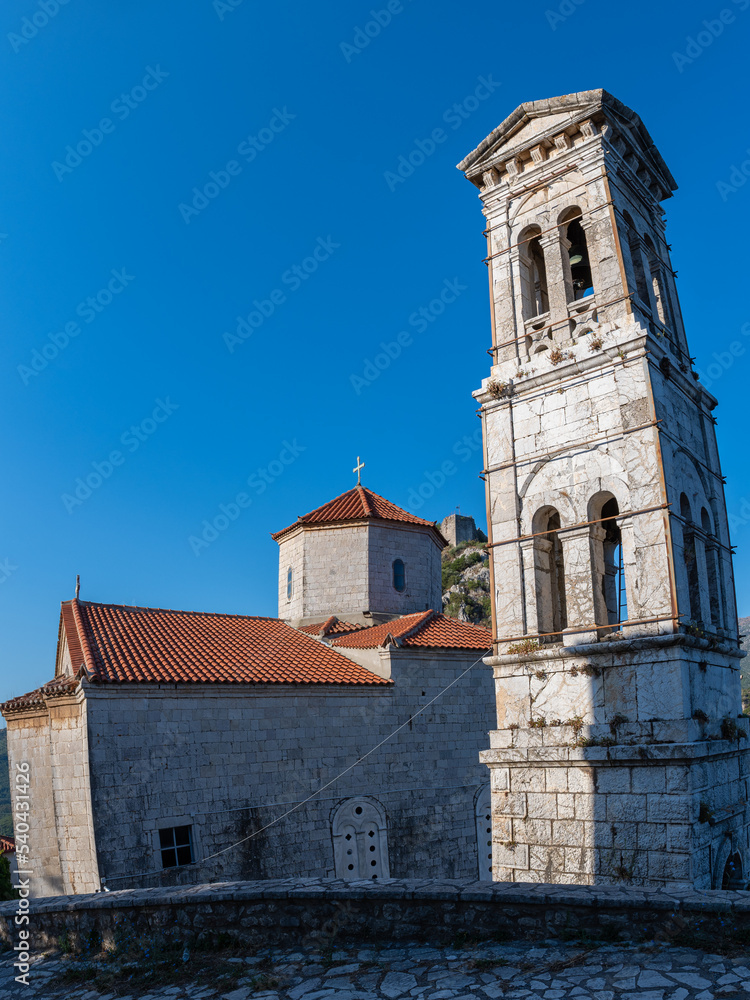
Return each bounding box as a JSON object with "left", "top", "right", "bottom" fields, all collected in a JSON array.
[
  {"left": 532, "top": 506, "right": 567, "bottom": 641},
  {"left": 589, "top": 493, "right": 628, "bottom": 629},
  {"left": 680, "top": 493, "right": 702, "bottom": 626},
  {"left": 701, "top": 507, "right": 721, "bottom": 629},
  {"left": 643, "top": 232, "right": 674, "bottom": 333},
  {"left": 560, "top": 207, "right": 594, "bottom": 301},
  {"left": 600, "top": 498, "right": 627, "bottom": 625},
  {"left": 622, "top": 211, "right": 651, "bottom": 309},
  {"left": 519, "top": 226, "right": 550, "bottom": 319}
]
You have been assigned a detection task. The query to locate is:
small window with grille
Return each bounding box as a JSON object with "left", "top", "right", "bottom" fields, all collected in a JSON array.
[{"left": 159, "top": 825, "right": 194, "bottom": 869}]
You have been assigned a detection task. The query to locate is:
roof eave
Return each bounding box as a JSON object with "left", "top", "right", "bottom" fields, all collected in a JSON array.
[
  {"left": 274, "top": 517, "right": 447, "bottom": 547},
  {"left": 457, "top": 89, "right": 677, "bottom": 196},
  {"left": 457, "top": 90, "right": 606, "bottom": 173}
]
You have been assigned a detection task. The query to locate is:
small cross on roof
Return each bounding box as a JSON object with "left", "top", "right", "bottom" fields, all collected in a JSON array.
[{"left": 353, "top": 456, "right": 365, "bottom": 485}]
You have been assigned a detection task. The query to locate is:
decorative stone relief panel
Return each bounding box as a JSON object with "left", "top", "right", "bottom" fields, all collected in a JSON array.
[
  {"left": 332, "top": 797, "right": 390, "bottom": 881},
  {"left": 475, "top": 784, "right": 493, "bottom": 881}
]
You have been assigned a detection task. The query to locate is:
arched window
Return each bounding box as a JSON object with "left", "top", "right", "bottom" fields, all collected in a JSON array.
[
  {"left": 533, "top": 507, "right": 567, "bottom": 640},
  {"left": 701, "top": 507, "right": 721, "bottom": 628},
  {"left": 622, "top": 212, "right": 650, "bottom": 308},
  {"left": 392, "top": 559, "right": 406, "bottom": 592},
  {"left": 286, "top": 566, "right": 293, "bottom": 601},
  {"left": 560, "top": 208, "right": 593, "bottom": 301},
  {"left": 474, "top": 784, "right": 492, "bottom": 882},
  {"left": 519, "top": 226, "right": 549, "bottom": 319},
  {"left": 680, "top": 494, "right": 701, "bottom": 624},
  {"left": 332, "top": 797, "right": 389, "bottom": 881},
  {"left": 642, "top": 233, "right": 673, "bottom": 331},
  {"left": 590, "top": 494, "right": 627, "bottom": 627}
]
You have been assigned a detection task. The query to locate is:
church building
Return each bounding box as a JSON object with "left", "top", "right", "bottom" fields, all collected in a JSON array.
[
  {"left": 1, "top": 485, "right": 494, "bottom": 897},
  {"left": 5, "top": 88, "right": 748, "bottom": 898}
]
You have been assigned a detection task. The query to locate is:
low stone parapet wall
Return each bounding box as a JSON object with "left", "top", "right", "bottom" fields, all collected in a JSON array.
[{"left": 1, "top": 878, "right": 749, "bottom": 954}]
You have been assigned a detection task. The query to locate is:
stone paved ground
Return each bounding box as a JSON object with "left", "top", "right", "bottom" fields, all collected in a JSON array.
[{"left": 0, "top": 940, "right": 748, "bottom": 1000}]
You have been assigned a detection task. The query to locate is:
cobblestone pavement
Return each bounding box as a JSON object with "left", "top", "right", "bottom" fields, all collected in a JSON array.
[{"left": 0, "top": 940, "right": 748, "bottom": 1000}]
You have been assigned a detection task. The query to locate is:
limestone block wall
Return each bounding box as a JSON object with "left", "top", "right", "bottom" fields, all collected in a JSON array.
[
  {"left": 605, "top": 162, "right": 689, "bottom": 362},
  {"left": 441, "top": 515, "right": 483, "bottom": 547},
  {"left": 653, "top": 367, "right": 738, "bottom": 640},
  {"left": 482, "top": 737, "right": 750, "bottom": 889},
  {"left": 479, "top": 635, "right": 749, "bottom": 889},
  {"left": 278, "top": 522, "right": 443, "bottom": 624},
  {"left": 277, "top": 529, "right": 305, "bottom": 620},
  {"left": 47, "top": 695, "right": 100, "bottom": 895},
  {"left": 367, "top": 523, "right": 443, "bottom": 616},
  {"left": 482, "top": 160, "right": 632, "bottom": 368},
  {"left": 5, "top": 878, "right": 750, "bottom": 954},
  {"left": 482, "top": 329, "right": 673, "bottom": 647},
  {"left": 480, "top": 334, "right": 734, "bottom": 652},
  {"left": 4, "top": 710, "right": 64, "bottom": 898},
  {"left": 307, "top": 524, "right": 370, "bottom": 619},
  {"left": 487, "top": 639, "right": 741, "bottom": 734},
  {"left": 83, "top": 650, "right": 495, "bottom": 892},
  {"left": 5, "top": 694, "right": 100, "bottom": 897}
]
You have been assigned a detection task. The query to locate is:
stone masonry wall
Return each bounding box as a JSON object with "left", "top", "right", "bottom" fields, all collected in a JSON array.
[
  {"left": 4, "top": 710, "right": 64, "bottom": 898},
  {"left": 277, "top": 529, "right": 305, "bottom": 620},
  {"left": 481, "top": 339, "right": 673, "bottom": 646},
  {"left": 278, "top": 522, "right": 443, "bottom": 624},
  {"left": 3, "top": 878, "right": 750, "bottom": 955},
  {"left": 278, "top": 524, "right": 371, "bottom": 623},
  {"left": 480, "top": 635, "right": 750, "bottom": 888},
  {"left": 47, "top": 696, "right": 100, "bottom": 895},
  {"left": 367, "top": 522, "right": 443, "bottom": 617},
  {"left": 441, "top": 515, "right": 483, "bottom": 547},
  {"left": 294, "top": 524, "right": 370, "bottom": 622},
  {"left": 483, "top": 739, "right": 750, "bottom": 888},
  {"left": 5, "top": 695, "right": 100, "bottom": 898},
  {"left": 81, "top": 650, "right": 495, "bottom": 895}
]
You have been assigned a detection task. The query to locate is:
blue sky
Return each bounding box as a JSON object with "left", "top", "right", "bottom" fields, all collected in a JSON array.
[{"left": 1, "top": 0, "right": 749, "bottom": 703}]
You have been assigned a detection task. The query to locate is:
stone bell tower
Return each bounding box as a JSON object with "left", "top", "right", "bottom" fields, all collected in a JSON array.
[{"left": 458, "top": 90, "right": 749, "bottom": 889}]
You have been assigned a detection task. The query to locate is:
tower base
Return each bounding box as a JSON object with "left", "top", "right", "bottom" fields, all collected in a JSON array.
[{"left": 480, "top": 636, "right": 750, "bottom": 888}]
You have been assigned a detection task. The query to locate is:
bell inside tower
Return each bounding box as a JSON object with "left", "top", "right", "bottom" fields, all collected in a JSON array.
[{"left": 565, "top": 216, "right": 593, "bottom": 300}]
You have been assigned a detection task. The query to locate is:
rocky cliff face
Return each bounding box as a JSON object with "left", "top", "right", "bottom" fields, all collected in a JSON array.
[{"left": 441, "top": 541, "right": 491, "bottom": 628}]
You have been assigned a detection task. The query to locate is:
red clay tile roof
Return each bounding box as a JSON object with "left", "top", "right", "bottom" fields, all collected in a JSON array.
[
  {"left": 272, "top": 486, "right": 447, "bottom": 544},
  {"left": 47, "top": 600, "right": 389, "bottom": 688},
  {"left": 331, "top": 611, "right": 492, "bottom": 651},
  {"left": 296, "top": 616, "right": 366, "bottom": 638},
  {"left": 0, "top": 836, "right": 14, "bottom": 854}
]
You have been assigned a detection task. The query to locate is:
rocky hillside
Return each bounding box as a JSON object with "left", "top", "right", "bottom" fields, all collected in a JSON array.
[{"left": 441, "top": 540, "right": 491, "bottom": 628}]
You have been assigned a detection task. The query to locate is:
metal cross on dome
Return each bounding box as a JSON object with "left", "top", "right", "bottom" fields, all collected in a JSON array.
[{"left": 353, "top": 456, "right": 365, "bottom": 485}]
